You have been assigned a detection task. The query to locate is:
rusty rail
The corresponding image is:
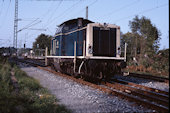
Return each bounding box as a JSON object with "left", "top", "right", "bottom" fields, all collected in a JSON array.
[
  {"left": 104, "top": 82, "right": 169, "bottom": 107},
  {"left": 112, "top": 78, "right": 169, "bottom": 96},
  {"left": 129, "top": 73, "right": 169, "bottom": 83}
]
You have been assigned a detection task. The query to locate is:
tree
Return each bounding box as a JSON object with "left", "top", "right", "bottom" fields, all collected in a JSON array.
[
  {"left": 155, "top": 49, "right": 169, "bottom": 73},
  {"left": 121, "top": 32, "right": 135, "bottom": 61},
  {"left": 122, "top": 16, "right": 161, "bottom": 65},
  {"left": 129, "top": 16, "right": 161, "bottom": 56},
  {"left": 33, "top": 34, "right": 52, "bottom": 50}
]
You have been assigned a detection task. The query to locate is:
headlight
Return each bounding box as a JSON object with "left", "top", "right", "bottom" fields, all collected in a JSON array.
[
  {"left": 88, "top": 45, "right": 93, "bottom": 54},
  {"left": 118, "top": 47, "right": 121, "bottom": 55}
]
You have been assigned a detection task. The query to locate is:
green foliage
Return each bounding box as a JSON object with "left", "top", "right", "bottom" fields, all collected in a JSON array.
[
  {"left": 14, "top": 67, "right": 42, "bottom": 91},
  {"left": 128, "top": 15, "right": 161, "bottom": 56},
  {"left": 0, "top": 57, "right": 71, "bottom": 113},
  {"left": 121, "top": 32, "right": 136, "bottom": 61},
  {"left": 122, "top": 15, "right": 161, "bottom": 61},
  {"left": 121, "top": 16, "right": 168, "bottom": 76},
  {"left": 152, "top": 49, "right": 169, "bottom": 73},
  {"left": 0, "top": 59, "right": 14, "bottom": 113},
  {"left": 33, "top": 33, "right": 52, "bottom": 50}
]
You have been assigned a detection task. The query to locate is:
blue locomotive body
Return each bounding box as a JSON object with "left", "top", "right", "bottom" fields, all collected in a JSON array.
[
  {"left": 53, "top": 28, "right": 85, "bottom": 56},
  {"left": 51, "top": 18, "right": 91, "bottom": 56}
]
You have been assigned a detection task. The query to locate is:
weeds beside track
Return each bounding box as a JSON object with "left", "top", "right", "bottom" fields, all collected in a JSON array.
[{"left": 0, "top": 56, "right": 71, "bottom": 113}]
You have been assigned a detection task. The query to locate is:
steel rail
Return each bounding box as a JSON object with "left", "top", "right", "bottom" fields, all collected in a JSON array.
[
  {"left": 129, "top": 73, "right": 169, "bottom": 83},
  {"left": 104, "top": 82, "right": 169, "bottom": 107},
  {"left": 112, "top": 78, "right": 169, "bottom": 96}
]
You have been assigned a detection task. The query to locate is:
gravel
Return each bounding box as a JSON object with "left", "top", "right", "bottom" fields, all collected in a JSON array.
[
  {"left": 20, "top": 64, "right": 154, "bottom": 113},
  {"left": 114, "top": 75, "right": 169, "bottom": 92}
]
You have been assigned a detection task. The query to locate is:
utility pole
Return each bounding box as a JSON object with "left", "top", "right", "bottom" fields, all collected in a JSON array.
[
  {"left": 86, "top": 6, "right": 88, "bottom": 19},
  {"left": 135, "top": 35, "right": 137, "bottom": 58},
  {"left": 14, "top": 0, "right": 18, "bottom": 51},
  {"left": 24, "top": 33, "right": 27, "bottom": 49}
]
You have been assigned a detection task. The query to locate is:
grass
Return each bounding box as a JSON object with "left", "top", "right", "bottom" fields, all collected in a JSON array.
[{"left": 0, "top": 56, "right": 72, "bottom": 113}]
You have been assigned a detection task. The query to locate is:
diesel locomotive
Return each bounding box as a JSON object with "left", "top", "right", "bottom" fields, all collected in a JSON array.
[{"left": 46, "top": 18, "right": 126, "bottom": 82}]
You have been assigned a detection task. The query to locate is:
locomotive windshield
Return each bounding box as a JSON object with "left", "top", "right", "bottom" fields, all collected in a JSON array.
[{"left": 93, "top": 27, "right": 117, "bottom": 57}]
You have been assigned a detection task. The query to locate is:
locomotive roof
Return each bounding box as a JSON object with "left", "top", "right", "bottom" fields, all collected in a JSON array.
[{"left": 59, "top": 18, "right": 94, "bottom": 27}]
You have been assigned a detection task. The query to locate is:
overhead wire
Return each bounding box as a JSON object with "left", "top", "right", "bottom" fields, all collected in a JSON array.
[
  {"left": 19, "top": 0, "right": 82, "bottom": 36},
  {"left": 88, "top": 0, "right": 98, "bottom": 7},
  {"left": 19, "top": 1, "right": 58, "bottom": 35},
  {"left": 24, "top": 0, "right": 63, "bottom": 37},
  {"left": 69, "top": 0, "right": 98, "bottom": 19},
  {"left": 18, "top": 20, "right": 42, "bottom": 33},
  {"left": 39, "top": 0, "right": 56, "bottom": 18},
  {"left": 103, "top": 0, "right": 140, "bottom": 17},
  {"left": 0, "top": 0, "right": 11, "bottom": 29},
  {"left": 0, "top": 1, "right": 4, "bottom": 17},
  {"left": 21, "top": 0, "right": 57, "bottom": 21},
  {"left": 38, "top": 0, "right": 81, "bottom": 35},
  {"left": 57, "top": 0, "right": 85, "bottom": 21},
  {"left": 1, "top": 0, "right": 82, "bottom": 48},
  {"left": 37, "top": 0, "right": 62, "bottom": 22},
  {"left": 18, "top": 18, "right": 40, "bottom": 31},
  {"left": 42, "top": 0, "right": 98, "bottom": 35},
  {"left": 98, "top": 0, "right": 140, "bottom": 23},
  {"left": 114, "top": 3, "right": 168, "bottom": 23},
  {"left": 19, "top": 18, "right": 40, "bottom": 21},
  {"left": 18, "top": 0, "right": 55, "bottom": 26},
  {"left": 45, "top": 0, "right": 81, "bottom": 28},
  {"left": 33, "top": 1, "right": 54, "bottom": 19},
  {"left": 18, "top": 0, "right": 56, "bottom": 41},
  {"left": 45, "top": 0, "right": 95, "bottom": 34},
  {"left": 46, "top": 0, "right": 63, "bottom": 23}
]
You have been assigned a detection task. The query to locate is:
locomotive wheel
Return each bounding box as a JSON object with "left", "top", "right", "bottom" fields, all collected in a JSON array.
[{"left": 82, "top": 60, "right": 100, "bottom": 83}]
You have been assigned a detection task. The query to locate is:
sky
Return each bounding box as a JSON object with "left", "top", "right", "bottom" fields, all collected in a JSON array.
[{"left": 0, "top": 0, "right": 169, "bottom": 49}]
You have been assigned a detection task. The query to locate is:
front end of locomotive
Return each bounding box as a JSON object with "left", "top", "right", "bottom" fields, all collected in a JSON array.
[{"left": 83, "top": 23, "right": 127, "bottom": 81}]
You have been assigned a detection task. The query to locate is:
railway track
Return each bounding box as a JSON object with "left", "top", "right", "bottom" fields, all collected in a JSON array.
[
  {"left": 103, "top": 81, "right": 169, "bottom": 109},
  {"left": 14, "top": 58, "right": 169, "bottom": 112},
  {"left": 128, "top": 72, "right": 169, "bottom": 83},
  {"left": 112, "top": 78, "right": 169, "bottom": 95}
]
